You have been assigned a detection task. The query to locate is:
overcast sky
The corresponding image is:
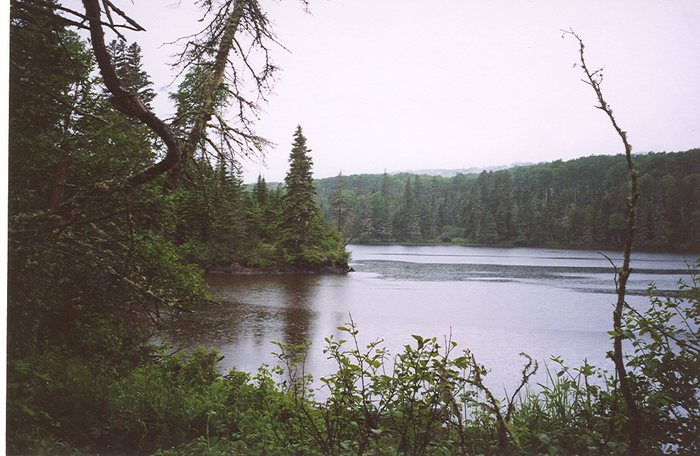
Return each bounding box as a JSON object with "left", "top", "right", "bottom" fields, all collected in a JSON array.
[{"left": 113, "top": 0, "right": 699, "bottom": 183}]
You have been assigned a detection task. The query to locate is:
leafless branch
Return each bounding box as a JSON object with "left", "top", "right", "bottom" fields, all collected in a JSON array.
[
  {"left": 505, "top": 353, "right": 538, "bottom": 422},
  {"left": 599, "top": 252, "right": 620, "bottom": 293},
  {"left": 166, "top": 0, "right": 283, "bottom": 187},
  {"left": 167, "top": 0, "right": 246, "bottom": 188},
  {"left": 565, "top": 28, "right": 642, "bottom": 453}
]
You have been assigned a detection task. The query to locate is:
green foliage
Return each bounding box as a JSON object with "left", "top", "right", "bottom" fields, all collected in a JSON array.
[
  {"left": 9, "top": 2, "right": 95, "bottom": 214},
  {"left": 169, "top": 64, "right": 231, "bottom": 134},
  {"left": 164, "top": 125, "right": 350, "bottom": 271},
  {"left": 8, "top": 6, "right": 213, "bottom": 451},
  {"left": 9, "top": 348, "right": 255, "bottom": 454},
  {"left": 508, "top": 359, "right": 624, "bottom": 454},
  {"left": 330, "top": 171, "right": 350, "bottom": 231},
  {"left": 7, "top": 2, "right": 697, "bottom": 454},
  {"left": 267, "top": 271, "right": 699, "bottom": 454},
  {"left": 106, "top": 39, "right": 156, "bottom": 106},
  {"left": 281, "top": 126, "right": 328, "bottom": 259},
  {"left": 167, "top": 151, "right": 349, "bottom": 271},
  {"left": 8, "top": 206, "right": 209, "bottom": 357},
  {"left": 623, "top": 267, "right": 700, "bottom": 453}
]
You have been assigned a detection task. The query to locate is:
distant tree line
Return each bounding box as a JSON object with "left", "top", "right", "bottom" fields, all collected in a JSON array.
[{"left": 317, "top": 150, "right": 700, "bottom": 251}]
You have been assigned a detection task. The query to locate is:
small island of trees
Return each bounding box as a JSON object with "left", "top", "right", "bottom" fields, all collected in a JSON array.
[{"left": 174, "top": 125, "right": 348, "bottom": 273}]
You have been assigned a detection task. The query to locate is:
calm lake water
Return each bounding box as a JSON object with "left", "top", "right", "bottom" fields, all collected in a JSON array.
[{"left": 163, "top": 245, "right": 696, "bottom": 393}]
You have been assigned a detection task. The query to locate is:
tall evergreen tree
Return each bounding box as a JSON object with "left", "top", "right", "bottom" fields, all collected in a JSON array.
[
  {"left": 253, "top": 174, "right": 269, "bottom": 207},
  {"left": 282, "top": 126, "right": 320, "bottom": 254}
]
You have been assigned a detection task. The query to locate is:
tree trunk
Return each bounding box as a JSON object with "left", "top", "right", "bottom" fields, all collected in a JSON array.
[{"left": 167, "top": 0, "right": 246, "bottom": 189}]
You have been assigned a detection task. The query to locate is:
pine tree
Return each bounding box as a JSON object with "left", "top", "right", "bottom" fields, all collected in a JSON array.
[
  {"left": 253, "top": 174, "right": 268, "bottom": 207},
  {"left": 210, "top": 161, "right": 247, "bottom": 261},
  {"left": 250, "top": 174, "right": 278, "bottom": 243},
  {"left": 124, "top": 42, "right": 156, "bottom": 105}
]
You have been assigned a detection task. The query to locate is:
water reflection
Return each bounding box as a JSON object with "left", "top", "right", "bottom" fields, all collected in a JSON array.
[
  {"left": 276, "top": 275, "right": 317, "bottom": 346},
  {"left": 161, "top": 274, "right": 322, "bottom": 371}
]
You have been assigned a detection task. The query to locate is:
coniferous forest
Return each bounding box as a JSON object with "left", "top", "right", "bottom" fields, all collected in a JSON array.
[
  {"left": 6, "top": 1, "right": 699, "bottom": 455},
  {"left": 316, "top": 150, "right": 699, "bottom": 252}
]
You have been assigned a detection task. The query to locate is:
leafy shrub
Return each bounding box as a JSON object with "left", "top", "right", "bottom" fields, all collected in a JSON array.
[{"left": 623, "top": 269, "right": 699, "bottom": 453}]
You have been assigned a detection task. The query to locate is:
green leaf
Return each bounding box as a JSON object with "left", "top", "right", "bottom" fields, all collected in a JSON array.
[{"left": 411, "top": 334, "right": 425, "bottom": 349}]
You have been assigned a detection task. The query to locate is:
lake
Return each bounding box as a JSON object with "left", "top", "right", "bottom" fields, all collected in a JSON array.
[{"left": 162, "top": 244, "right": 696, "bottom": 393}]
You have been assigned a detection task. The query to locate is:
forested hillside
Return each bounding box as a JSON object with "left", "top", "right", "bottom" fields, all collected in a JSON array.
[{"left": 317, "top": 150, "right": 700, "bottom": 251}]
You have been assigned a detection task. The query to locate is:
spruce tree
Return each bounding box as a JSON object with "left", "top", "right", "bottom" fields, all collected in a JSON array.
[
  {"left": 282, "top": 126, "right": 319, "bottom": 256},
  {"left": 330, "top": 171, "right": 348, "bottom": 231},
  {"left": 106, "top": 40, "right": 156, "bottom": 107},
  {"left": 253, "top": 174, "right": 268, "bottom": 207}
]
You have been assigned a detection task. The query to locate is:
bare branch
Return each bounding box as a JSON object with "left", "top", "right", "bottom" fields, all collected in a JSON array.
[
  {"left": 167, "top": 0, "right": 246, "bottom": 188},
  {"left": 165, "top": 0, "right": 285, "bottom": 187},
  {"left": 566, "top": 28, "right": 642, "bottom": 453},
  {"left": 599, "top": 251, "right": 620, "bottom": 293},
  {"left": 103, "top": 0, "right": 146, "bottom": 32},
  {"left": 13, "top": 0, "right": 137, "bottom": 41},
  {"left": 505, "top": 353, "right": 538, "bottom": 422}
]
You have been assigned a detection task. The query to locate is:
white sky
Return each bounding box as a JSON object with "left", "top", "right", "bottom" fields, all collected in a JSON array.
[{"left": 114, "top": 0, "right": 699, "bottom": 182}]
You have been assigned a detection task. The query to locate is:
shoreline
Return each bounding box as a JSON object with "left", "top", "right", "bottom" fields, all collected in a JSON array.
[{"left": 205, "top": 263, "right": 353, "bottom": 275}]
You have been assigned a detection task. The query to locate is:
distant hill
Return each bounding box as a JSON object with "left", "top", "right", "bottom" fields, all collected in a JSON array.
[{"left": 404, "top": 162, "right": 534, "bottom": 177}]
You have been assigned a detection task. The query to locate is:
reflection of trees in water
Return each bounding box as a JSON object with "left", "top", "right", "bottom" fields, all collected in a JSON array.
[
  {"left": 160, "top": 274, "right": 320, "bottom": 354},
  {"left": 277, "top": 275, "right": 318, "bottom": 347},
  {"left": 160, "top": 300, "right": 262, "bottom": 351},
  {"left": 271, "top": 275, "right": 319, "bottom": 384}
]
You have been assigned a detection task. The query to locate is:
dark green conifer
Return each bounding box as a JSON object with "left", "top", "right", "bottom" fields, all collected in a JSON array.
[
  {"left": 282, "top": 126, "right": 320, "bottom": 255},
  {"left": 106, "top": 40, "right": 156, "bottom": 107},
  {"left": 330, "top": 171, "right": 348, "bottom": 231}
]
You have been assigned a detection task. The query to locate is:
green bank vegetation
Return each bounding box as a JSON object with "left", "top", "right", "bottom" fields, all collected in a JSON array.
[{"left": 7, "top": 1, "right": 699, "bottom": 455}]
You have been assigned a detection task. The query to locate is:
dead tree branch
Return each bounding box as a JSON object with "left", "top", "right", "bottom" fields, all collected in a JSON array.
[
  {"left": 81, "top": 0, "right": 180, "bottom": 187},
  {"left": 167, "top": 0, "right": 246, "bottom": 188},
  {"left": 566, "top": 29, "right": 642, "bottom": 454},
  {"left": 167, "top": 0, "right": 280, "bottom": 187}
]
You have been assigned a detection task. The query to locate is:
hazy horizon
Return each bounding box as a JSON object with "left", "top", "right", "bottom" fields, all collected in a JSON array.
[{"left": 249, "top": 147, "right": 698, "bottom": 184}]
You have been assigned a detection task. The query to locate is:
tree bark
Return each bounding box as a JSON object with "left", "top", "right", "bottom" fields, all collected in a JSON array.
[{"left": 166, "top": 0, "right": 246, "bottom": 189}]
